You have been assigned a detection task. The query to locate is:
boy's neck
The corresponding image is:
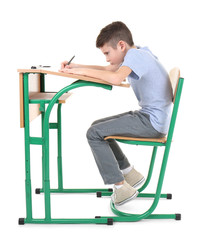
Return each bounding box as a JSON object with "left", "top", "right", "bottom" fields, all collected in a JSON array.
[{"left": 124, "top": 44, "right": 137, "bottom": 55}]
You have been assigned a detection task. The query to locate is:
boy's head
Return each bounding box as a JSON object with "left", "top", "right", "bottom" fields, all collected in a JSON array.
[
  {"left": 96, "top": 21, "right": 134, "bottom": 65},
  {"left": 96, "top": 21, "right": 134, "bottom": 49}
]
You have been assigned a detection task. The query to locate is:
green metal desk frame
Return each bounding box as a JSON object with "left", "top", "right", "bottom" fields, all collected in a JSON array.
[{"left": 19, "top": 72, "right": 184, "bottom": 225}]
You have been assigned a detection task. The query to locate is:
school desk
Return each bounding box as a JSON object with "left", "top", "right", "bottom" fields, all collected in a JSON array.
[
  {"left": 18, "top": 67, "right": 183, "bottom": 225},
  {"left": 18, "top": 68, "right": 129, "bottom": 225}
]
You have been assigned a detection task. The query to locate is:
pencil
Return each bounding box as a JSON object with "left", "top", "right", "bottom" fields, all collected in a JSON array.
[{"left": 67, "top": 55, "right": 75, "bottom": 65}]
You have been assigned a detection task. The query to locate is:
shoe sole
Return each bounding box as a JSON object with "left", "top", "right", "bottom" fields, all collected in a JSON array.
[
  {"left": 132, "top": 177, "right": 145, "bottom": 188},
  {"left": 115, "top": 190, "right": 139, "bottom": 206}
]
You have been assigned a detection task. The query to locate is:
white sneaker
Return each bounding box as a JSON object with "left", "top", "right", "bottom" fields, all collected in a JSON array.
[
  {"left": 124, "top": 167, "right": 145, "bottom": 188},
  {"left": 111, "top": 181, "right": 139, "bottom": 206}
]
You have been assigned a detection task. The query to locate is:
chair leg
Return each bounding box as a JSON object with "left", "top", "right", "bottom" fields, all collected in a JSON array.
[
  {"left": 109, "top": 143, "right": 180, "bottom": 222},
  {"left": 137, "top": 146, "right": 171, "bottom": 199},
  {"left": 138, "top": 146, "right": 157, "bottom": 193}
]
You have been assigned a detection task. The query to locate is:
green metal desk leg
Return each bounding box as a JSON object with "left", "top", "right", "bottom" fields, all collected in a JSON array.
[
  {"left": 41, "top": 102, "right": 46, "bottom": 192},
  {"left": 57, "top": 103, "right": 63, "bottom": 190},
  {"left": 23, "top": 73, "right": 33, "bottom": 221},
  {"left": 42, "top": 81, "right": 112, "bottom": 223},
  {"left": 40, "top": 73, "right": 46, "bottom": 191},
  {"left": 36, "top": 103, "right": 63, "bottom": 193}
]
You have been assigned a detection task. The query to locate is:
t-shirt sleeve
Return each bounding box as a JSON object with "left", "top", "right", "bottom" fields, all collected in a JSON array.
[{"left": 121, "top": 49, "right": 148, "bottom": 80}]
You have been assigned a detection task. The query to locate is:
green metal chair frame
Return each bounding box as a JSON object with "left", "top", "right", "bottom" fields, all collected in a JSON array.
[
  {"left": 103, "top": 68, "right": 184, "bottom": 222},
  {"left": 19, "top": 68, "right": 183, "bottom": 225}
]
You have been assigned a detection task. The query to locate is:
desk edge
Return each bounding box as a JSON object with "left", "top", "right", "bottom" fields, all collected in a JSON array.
[{"left": 17, "top": 69, "right": 130, "bottom": 88}]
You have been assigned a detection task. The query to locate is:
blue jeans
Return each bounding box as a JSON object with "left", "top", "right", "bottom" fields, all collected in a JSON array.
[{"left": 86, "top": 111, "right": 165, "bottom": 184}]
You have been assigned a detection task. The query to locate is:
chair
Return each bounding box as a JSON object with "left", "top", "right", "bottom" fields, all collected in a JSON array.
[{"left": 102, "top": 68, "right": 184, "bottom": 222}]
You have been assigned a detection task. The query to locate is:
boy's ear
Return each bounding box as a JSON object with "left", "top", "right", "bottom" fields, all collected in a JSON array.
[{"left": 118, "top": 40, "right": 126, "bottom": 51}]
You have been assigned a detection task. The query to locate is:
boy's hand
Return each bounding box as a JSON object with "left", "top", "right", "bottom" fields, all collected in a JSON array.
[
  {"left": 60, "top": 61, "right": 69, "bottom": 69},
  {"left": 59, "top": 68, "right": 84, "bottom": 75},
  {"left": 60, "top": 61, "right": 75, "bottom": 69},
  {"left": 60, "top": 61, "right": 77, "bottom": 70}
]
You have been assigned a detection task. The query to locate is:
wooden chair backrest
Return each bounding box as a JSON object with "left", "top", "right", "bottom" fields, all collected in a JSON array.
[{"left": 169, "top": 68, "right": 180, "bottom": 103}]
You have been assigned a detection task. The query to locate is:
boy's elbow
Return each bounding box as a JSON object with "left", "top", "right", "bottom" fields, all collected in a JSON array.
[
  {"left": 113, "top": 79, "right": 124, "bottom": 86},
  {"left": 112, "top": 74, "right": 125, "bottom": 85}
]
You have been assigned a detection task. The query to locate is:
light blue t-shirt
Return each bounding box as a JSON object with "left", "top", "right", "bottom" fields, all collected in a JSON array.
[{"left": 121, "top": 47, "right": 173, "bottom": 134}]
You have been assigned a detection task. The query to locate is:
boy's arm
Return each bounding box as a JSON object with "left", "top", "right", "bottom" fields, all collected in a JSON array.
[
  {"left": 61, "top": 61, "right": 119, "bottom": 72},
  {"left": 60, "top": 66, "right": 131, "bottom": 86}
]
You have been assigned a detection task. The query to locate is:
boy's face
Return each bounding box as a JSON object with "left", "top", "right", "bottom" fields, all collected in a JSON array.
[{"left": 100, "top": 42, "right": 125, "bottom": 65}]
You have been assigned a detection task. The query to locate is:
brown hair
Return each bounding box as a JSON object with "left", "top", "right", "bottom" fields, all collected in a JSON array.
[{"left": 96, "top": 21, "right": 134, "bottom": 49}]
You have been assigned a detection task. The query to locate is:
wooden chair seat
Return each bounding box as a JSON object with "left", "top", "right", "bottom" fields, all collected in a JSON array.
[{"left": 104, "top": 135, "right": 167, "bottom": 143}]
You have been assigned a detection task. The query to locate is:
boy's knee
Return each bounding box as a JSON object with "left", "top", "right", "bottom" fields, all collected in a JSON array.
[
  {"left": 86, "top": 125, "right": 105, "bottom": 141},
  {"left": 91, "top": 119, "right": 99, "bottom": 126},
  {"left": 86, "top": 126, "right": 98, "bottom": 140}
]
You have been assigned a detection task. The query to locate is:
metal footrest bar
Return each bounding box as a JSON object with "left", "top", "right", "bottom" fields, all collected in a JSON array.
[
  {"left": 19, "top": 217, "right": 112, "bottom": 225},
  {"left": 36, "top": 188, "right": 113, "bottom": 194},
  {"left": 99, "top": 191, "right": 171, "bottom": 199}
]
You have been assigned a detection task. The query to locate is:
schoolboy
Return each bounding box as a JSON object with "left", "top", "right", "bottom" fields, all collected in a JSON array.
[{"left": 60, "top": 21, "right": 173, "bottom": 205}]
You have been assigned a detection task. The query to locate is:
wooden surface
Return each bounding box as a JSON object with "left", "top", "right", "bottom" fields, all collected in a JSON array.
[
  {"left": 19, "top": 73, "right": 41, "bottom": 128},
  {"left": 169, "top": 68, "right": 180, "bottom": 103},
  {"left": 17, "top": 68, "right": 130, "bottom": 87},
  {"left": 19, "top": 73, "right": 24, "bottom": 128},
  {"left": 104, "top": 135, "right": 167, "bottom": 143},
  {"left": 28, "top": 73, "right": 41, "bottom": 123},
  {"left": 29, "top": 92, "right": 72, "bottom": 103}
]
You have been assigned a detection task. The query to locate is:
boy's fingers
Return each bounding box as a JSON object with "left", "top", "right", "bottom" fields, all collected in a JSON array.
[{"left": 61, "top": 61, "right": 68, "bottom": 69}]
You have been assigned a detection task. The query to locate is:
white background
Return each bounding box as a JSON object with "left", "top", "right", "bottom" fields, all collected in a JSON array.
[{"left": 0, "top": 0, "right": 212, "bottom": 239}]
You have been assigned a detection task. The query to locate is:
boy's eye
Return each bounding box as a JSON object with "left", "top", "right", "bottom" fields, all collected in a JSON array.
[{"left": 104, "top": 52, "right": 109, "bottom": 55}]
